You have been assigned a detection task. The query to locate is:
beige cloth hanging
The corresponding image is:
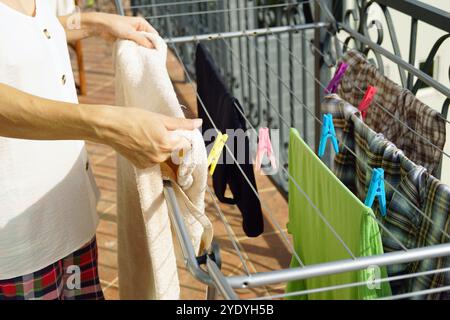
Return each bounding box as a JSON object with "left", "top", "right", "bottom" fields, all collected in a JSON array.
[{"left": 114, "top": 33, "right": 213, "bottom": 300}]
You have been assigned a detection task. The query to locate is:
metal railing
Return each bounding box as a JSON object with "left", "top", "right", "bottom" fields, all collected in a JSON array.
[
  {"left": 119, "top": 0, "right": 449, "bottom": 193},
  {"left": 323, "top": 0, "right": 450, "bottom": 177}
]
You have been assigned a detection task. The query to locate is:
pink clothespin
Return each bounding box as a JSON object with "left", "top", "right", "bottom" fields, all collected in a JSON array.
[
  {"left": 255, "top": 127, "right": 277, "bottom": 172},
  {"left": 325, "top": 62, "right": 348, "bottom": 94},
  {"left": 357, "top": 85, "right": 377, "bottom": 120}
]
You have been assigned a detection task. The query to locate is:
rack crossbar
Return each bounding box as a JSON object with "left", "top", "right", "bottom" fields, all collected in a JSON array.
[
  {"left": 227, "top": 243, "right": 450, "bottom": 288},
  {"left": 165, "top": 23, "right": 329, "bottom": 44}
]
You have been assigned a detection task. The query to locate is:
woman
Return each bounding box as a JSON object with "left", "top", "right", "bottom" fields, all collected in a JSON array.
[{"left": 0, "top": 0, "right": 201, "bottom": 300}]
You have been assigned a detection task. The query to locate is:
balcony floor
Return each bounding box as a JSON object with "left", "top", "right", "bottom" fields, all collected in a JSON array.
[{"left": 73, "top": 37, "right": 290, "bottom": 300}]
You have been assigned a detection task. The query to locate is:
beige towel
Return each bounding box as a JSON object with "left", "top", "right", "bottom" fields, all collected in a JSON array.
[{"left": 114, "top": 34, "right": 213, "bottom": 300}]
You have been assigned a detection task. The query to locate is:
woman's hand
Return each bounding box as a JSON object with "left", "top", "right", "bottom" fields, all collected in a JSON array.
[
  {"left": 92, "top": 13, "right": 159, "bottom": 49},
  {"left": 102, "top": 107, "right": 202, "bottom": 169},
  {"left": 60, "top": 12, "right": 159, "bottom": 47}
]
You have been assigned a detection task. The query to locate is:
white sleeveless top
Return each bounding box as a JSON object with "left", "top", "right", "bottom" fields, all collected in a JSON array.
[{"left": 0, "top": 0, "right": 99, "bottom": 279}]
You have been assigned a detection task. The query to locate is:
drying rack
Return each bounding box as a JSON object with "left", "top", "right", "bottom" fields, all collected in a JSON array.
[{"left": 114, "top": 0, "right": 450, "bottom": 300}]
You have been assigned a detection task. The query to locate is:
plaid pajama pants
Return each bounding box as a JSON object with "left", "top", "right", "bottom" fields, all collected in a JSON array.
[{"left": 0, "top": 237, "right": 104, "bottom": 300}]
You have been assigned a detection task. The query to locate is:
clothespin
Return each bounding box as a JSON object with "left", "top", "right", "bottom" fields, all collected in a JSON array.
[
  {"left": 364, "top": 168, "right": 387, "bottom": 217},
  {"left": 255, "top": 127, "right": 277, "bottom": 172},
  {"left": 207, "top": 132, "right": 228, "bottom": 176},
  {"left": 318, "top": 114, "right": 339, "bottom": 158},
  {"left": 325, "top": 62, "right": 348, "bottom": 94},
  {"left": 357, "top": 85, "right": 377, "bottom": 120}
]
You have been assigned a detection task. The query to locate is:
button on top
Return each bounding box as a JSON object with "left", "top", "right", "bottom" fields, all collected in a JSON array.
[
  {"left": 43, "top": 29, "right": 51, "bottom": 39},
  {"left": 61, "top": 74, "right": 67, "bottom": 85}
]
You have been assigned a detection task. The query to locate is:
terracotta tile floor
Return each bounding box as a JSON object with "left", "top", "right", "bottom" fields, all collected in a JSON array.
[{"left": 72, "top": 37, "right": 291, "bottom": 300}]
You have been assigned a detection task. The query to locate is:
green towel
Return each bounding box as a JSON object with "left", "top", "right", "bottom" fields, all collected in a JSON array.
[{"left": 286, "top": 129, "right": 391, "bottom": 300}]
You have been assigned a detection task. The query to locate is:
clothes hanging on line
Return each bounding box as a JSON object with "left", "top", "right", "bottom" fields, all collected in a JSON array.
[
  {"left": 322, "top": 94, "right": 450, "bottom": 299},
  {"left": 337, "top": 50, "right": 446, "bottom": 177},
  {"left": 114, "top": 34, "right": 213, "bottom": 300},
  {"left": 286, "top": 128, "right": 391, "bottom": 300},
  {"left": 195, "top": 43, "right": 264, "bottom": 237}
]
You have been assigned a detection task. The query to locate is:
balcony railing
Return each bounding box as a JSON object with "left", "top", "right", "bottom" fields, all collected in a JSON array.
[{"left": 116, "top": 0, "right": 449, "bottom": 194}]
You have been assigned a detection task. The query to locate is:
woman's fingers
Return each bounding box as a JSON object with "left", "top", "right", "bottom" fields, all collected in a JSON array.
[
  {"left": 108, "top": 109, "right": 204, "bottom": 170},
  {"left": 143, "top": 32, "right": 165, "bottom": 51},
  {"left": 136, "top": 17, "right": 159, "bottom": 35},
  {"left": 127, "top": 32, "right": 155, "bottom": 49},
  {"left": 162, "top": 116, "right": 203, "bottom": 131},
  {"left": 166, "top": 132, "right": 192, "bottom": 152}
]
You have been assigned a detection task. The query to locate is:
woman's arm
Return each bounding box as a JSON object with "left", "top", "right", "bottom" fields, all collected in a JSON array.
[
  {"left": 0, "top": 83, "right": 201, "bottom": 168},
  {"left": 58, "top": 12, "right": 158, "bottom": 48}
]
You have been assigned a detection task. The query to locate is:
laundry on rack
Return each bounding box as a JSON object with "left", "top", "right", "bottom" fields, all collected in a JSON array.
[
  {"left": 337, "top": 50, "right": 446, "bottom": 176},
  {"left": 322, "top": 94, "right": 450, "bottom": 299},
  {"left": 195, "top": 43, "right": 264, "bottom": 237},
  {"left": 114, "top": 34, "right": 213, "bottom": 300},
  {"left": 286, "top": 128, "right": 391, "bottom": 300}
]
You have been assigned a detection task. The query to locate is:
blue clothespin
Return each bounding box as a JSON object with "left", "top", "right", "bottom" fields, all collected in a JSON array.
[
  {"left": 364, "top": 168, "right": 387, "bottom": 216},
  {"left": 318, "top": 114, "right": 339, "bottom": 158}
]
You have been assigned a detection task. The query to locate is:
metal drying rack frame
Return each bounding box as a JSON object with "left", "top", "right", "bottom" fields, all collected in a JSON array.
[
  {"left": 164, "top": 177, "right": 450, "bottom": 300},
  {"left": 114, "top": 0, "right": 450, "bottom": 300}
]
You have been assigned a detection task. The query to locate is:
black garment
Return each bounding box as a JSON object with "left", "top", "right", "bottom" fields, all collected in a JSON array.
[{"left": 195, "top": 44, "right": 264, "bottom": 237}]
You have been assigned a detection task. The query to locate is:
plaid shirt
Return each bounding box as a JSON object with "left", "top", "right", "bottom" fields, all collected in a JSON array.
[
  {"left": 322, "top": 95, "right": 450, "bottom": 300},
  {"left": 337, "top": 50, "right": 446, "bottom": 177}
]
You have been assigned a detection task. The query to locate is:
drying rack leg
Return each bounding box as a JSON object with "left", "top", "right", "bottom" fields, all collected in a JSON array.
[
  {"left": 163, "top": 180, "right": 239, "bottom": 300},
  {"left": 206, "top": 286, "right": 217, "bottom": 300}
]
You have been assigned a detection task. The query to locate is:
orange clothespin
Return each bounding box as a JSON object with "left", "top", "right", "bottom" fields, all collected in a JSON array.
[
  {"left": 255, "top": 127, "right": 277, "bottom": 172},
  {"left": 357, "top": 85, "right": 377, "bottom": 120},
  {"left": 207, "top": 132, "right": 228, "bottom": 176}
]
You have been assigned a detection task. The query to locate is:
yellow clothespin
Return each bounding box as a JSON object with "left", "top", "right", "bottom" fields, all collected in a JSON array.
[{"left": 207, "top": 132, "right": 228, "bottom": 176}]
